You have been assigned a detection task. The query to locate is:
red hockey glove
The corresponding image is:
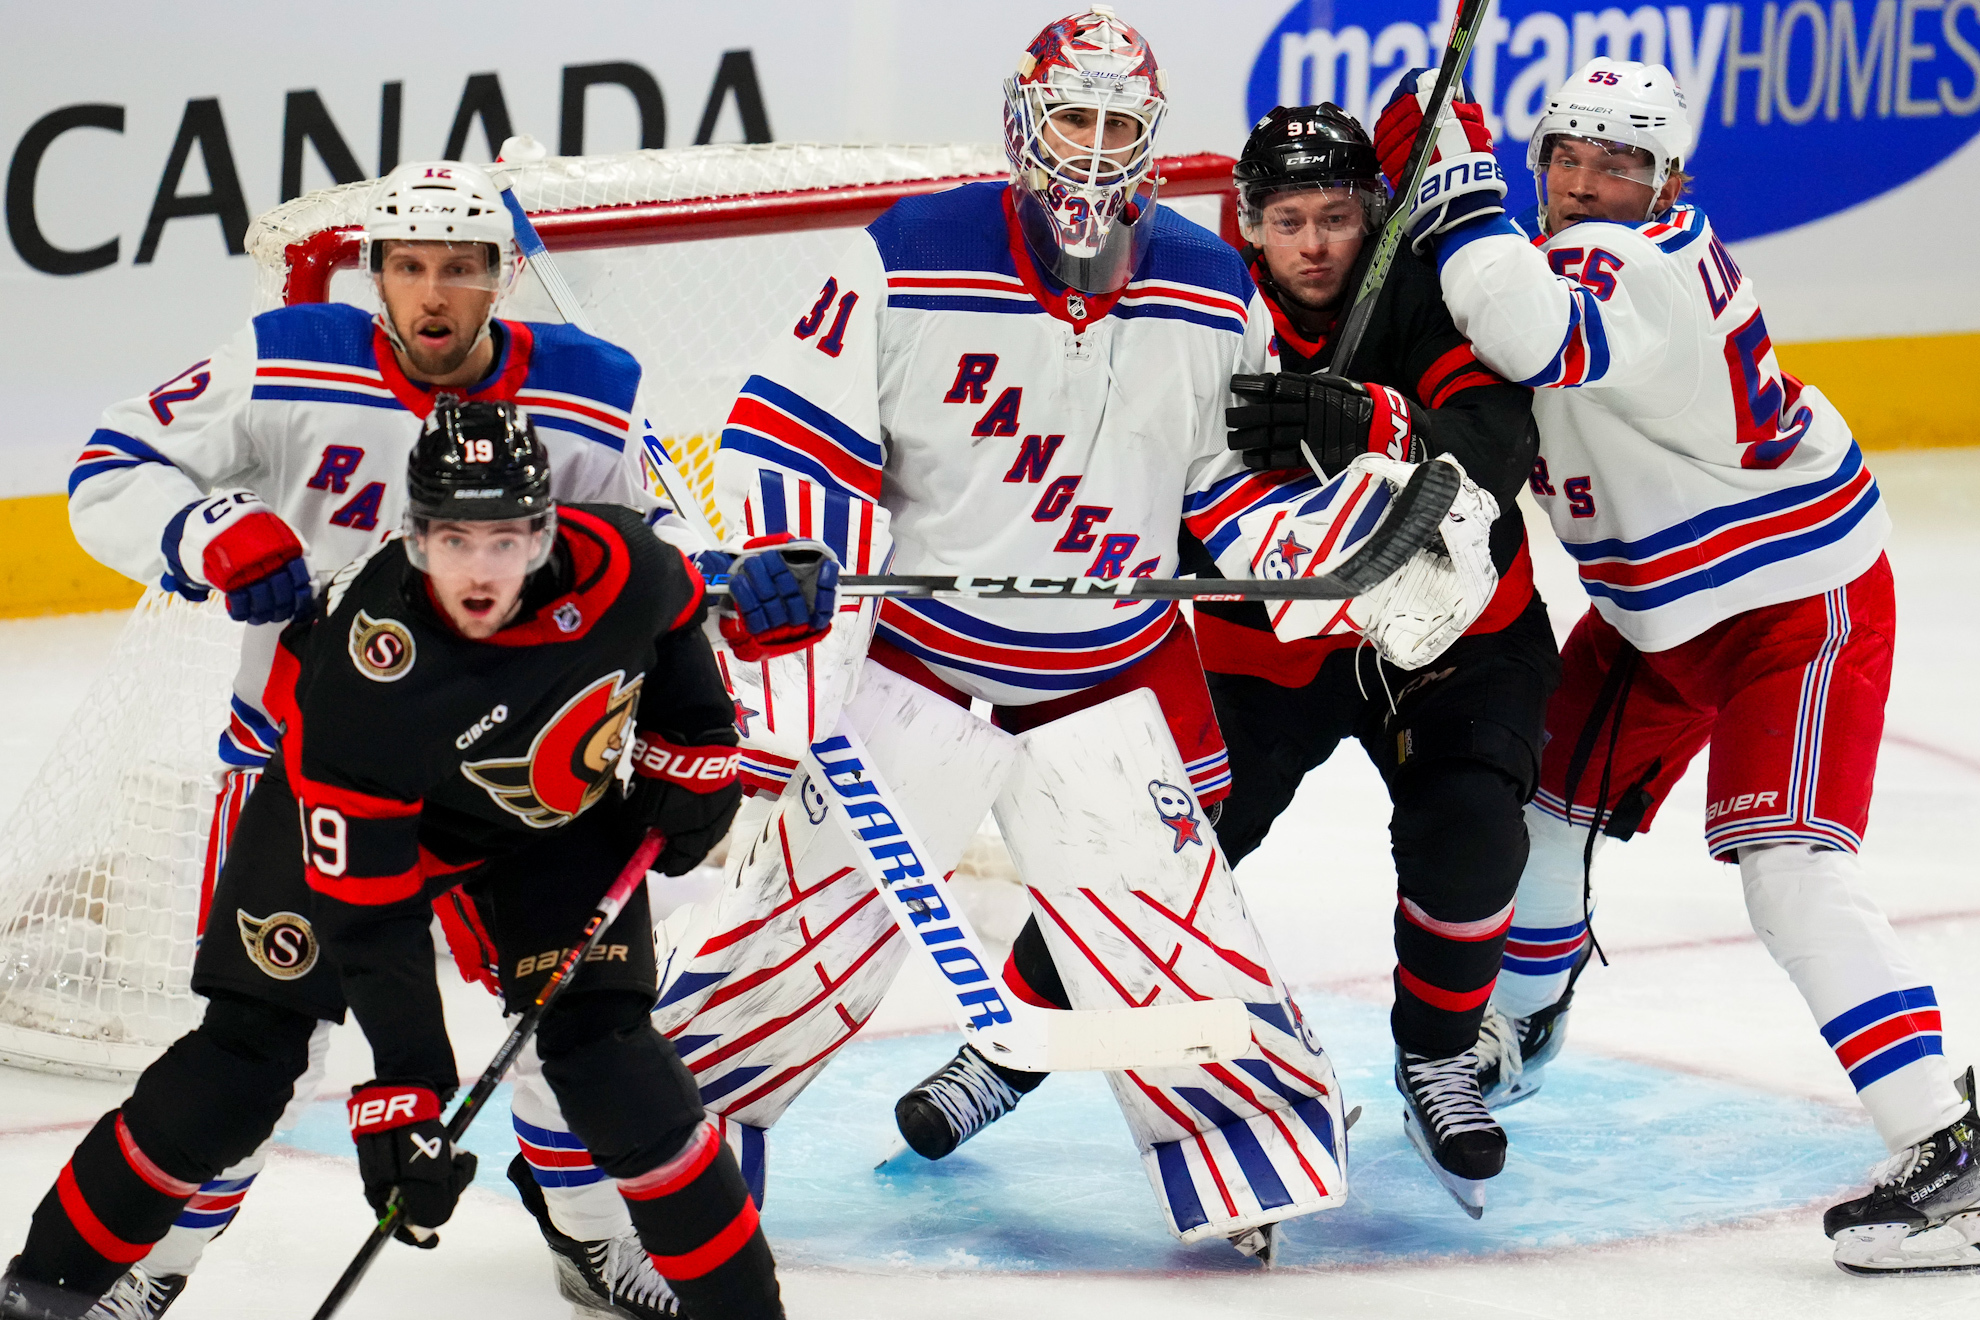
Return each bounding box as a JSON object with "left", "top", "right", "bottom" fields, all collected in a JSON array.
[
  {"left": 716, "top": 534, "right": 839, "bottom": 661},
  {"left": 1228, "top": 372, "right": 1429, "bottom": 477},
  {"left": 1373, "top": 69, "right": 1505, "bottom": 254},
  {"left": 623, "top": 733, "right": 742, "bottom": 876},
  {"left": 164, "top": 491, "right": 313, "bottom": 624},
  {"left": 347, "top": 1082, "right": 478, "bottom": 1246}
]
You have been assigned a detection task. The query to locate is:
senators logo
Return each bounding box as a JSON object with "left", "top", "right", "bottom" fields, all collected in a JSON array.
[
  {"left": 237, "top": 910, "right": 318, "bottom": 981},
  {"left": 349, "top": 610, "right": 416, "bottom": 682},
  {"left": 462, "top": 670, "right": 643, "bottom": 828}
]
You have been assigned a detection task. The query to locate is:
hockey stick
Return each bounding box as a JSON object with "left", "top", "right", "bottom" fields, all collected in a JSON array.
[
  {"left": 804, "top": 726, "right": 1251, "bottom": 1073},
  {"left": 495, "top": 185, "right": 725, "bottom": 550},
  {"left": 309, "top": 831, "right": 667, "bottom": 1320},
  {"left": 1324, "top": 0, "right": 1492, "bottom": 379}
]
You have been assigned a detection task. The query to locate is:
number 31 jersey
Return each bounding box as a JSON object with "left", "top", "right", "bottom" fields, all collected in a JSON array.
[{"left": 1437, "top": 204, "right": 1888, "bottom": 652}]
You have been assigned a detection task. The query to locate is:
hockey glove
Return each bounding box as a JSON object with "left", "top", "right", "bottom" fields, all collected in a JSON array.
[
  {"left": 716, "top": 535, "right": 840, "bottom": 661},
  {"left": 623, "top": 732, "right": 742, "bottom": 875},
  {"left": 163, "top": 491, "right": 313, "bottom": 624},
  {"left": 347, "top": 1081, "right": 478, "bottom": 1246},
  {"left": 1228, "top": 373, "right": 1429, "bottom": 477},
  {"left": 1373, "top": 70, "right": 1505, "bottom": 254}
]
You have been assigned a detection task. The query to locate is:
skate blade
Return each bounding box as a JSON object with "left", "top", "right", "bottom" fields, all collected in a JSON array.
[
  {"left": 1228, "top": 1223, "right": 1276, "bottom": 1268},
  {"left": 874, "top": 1134, "right": 913, "bottom": 1169},
  {"left": 1402, "top": 1111, "right": 1489, "bottom": 1220},
  {"left": 1833, "top": 1215, "right": 1980, "bottom": 1275},
  {"left": 1345, "top": 1105, "right": 1363, "bottom": 1131},
  {"left": 1481, "top": 1071, "right": 1545, "bottom": 1112}
]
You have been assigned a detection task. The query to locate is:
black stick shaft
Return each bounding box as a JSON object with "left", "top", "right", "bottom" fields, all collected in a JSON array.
[{"left": 308, "top": 831, "right": 665, "bottom": 1320}]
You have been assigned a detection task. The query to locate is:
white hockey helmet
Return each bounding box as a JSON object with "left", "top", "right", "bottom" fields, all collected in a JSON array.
[
  {"left": 1527, "top": 58, "right": 1694, "bottom": 202},
  {"left": 362, "top": 160, "right": 518, "bottom": 290},
  {"left": 1002, "top": 5, "right": 1169, "bottom": 294}
]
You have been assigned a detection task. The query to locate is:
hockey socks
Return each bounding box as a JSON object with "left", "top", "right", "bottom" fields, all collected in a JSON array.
[
  {"left": 17, "top": 1113, "right": 199, "bottom": 1299},
  {"left": 618, "top": 1121, "right": 782, "bottom": 1320}
]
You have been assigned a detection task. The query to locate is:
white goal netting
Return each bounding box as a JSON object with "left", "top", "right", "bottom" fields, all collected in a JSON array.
[{"left": 0, "top": 142, "right": 1225, "bottom": 1079}]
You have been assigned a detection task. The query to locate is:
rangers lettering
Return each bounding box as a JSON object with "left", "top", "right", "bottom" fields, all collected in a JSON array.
[
  {"left": 307, "top": 445, "right": 365, "bottom": 493},
  {"left": 943, "top": 353, "right": 1000, "bottom": 403}
]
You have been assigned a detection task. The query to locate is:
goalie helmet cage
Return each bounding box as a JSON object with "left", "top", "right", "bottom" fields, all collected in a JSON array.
[{"left": 0, "top": 141, "right": 1239, "bottom": 1080}]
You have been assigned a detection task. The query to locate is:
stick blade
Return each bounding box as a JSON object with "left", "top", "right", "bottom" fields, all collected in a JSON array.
[{"left": 979, "top": 998, "right": 1253, "bottom": 1072}]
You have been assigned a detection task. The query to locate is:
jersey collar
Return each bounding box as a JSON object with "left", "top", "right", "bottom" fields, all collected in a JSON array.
[
  {"left": 1000, "top": 186, "right": 1126, "bottom": 335},
  {"left": 373, "top": 319, "right": 536, "bottom": 417},
  {"left": 1246, "top": 250, "right": 1334, "bottom": 363}
]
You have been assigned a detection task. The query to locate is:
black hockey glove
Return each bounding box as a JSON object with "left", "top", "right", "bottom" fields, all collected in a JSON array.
[
  {"left": 1228, "top": 372, "right": 1430, "bottom": 476},
  {"left": 622, "top": 731, "right": 743, "bottom": 875},
  {"left": 347, "top": 1082, "right": 478, "bottom": 1246}
]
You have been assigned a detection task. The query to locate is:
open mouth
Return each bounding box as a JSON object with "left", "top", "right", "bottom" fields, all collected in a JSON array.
[
  {"left": 414, "top": 320, "right": 456, "bottom": 347},
  {"left": 460, "top": 594, "right": 497, "bottom": 616}
]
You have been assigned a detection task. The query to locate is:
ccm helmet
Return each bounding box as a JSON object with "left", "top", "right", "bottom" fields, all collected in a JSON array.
[
  {"left": 363, "top": 161, "right": 519, "bottom": 350},
  {"left": 405, "top": 399, "right": 556, "bottom": 572},
  {"left": 1003, "top": 5, "right": 1168, "bottom": 294},
  {"left": 1235, "top": 104, "right": 1387, "bottom": 239},
  {"left": 1529, "top": 59, "right": 1695, "bottom": 214}
]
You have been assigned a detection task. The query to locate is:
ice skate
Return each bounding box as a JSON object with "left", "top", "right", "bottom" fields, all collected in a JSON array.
[
  {"left": 0, "top": 1258, "right": 91, "bottom": 1320},
  {"left": 1227, "top": 1222, "right": 1278, "bottom": 1266},
  {"left": 1397, "top": 1048, "right": 1506, "bottom": 1218},
  {"left": 1826, "top": 1067, "right": 1980, "bottom": 1275},
  {"left": 892, "top": 1044, "right": 1029, "bottom": 1161},
  {"left": 507, "top": 1156, "right": 681, "bottom": 1318},
  {"left": 80, "top": 1268, "right": 185, "bottom": 1320},
  {"left": 1477, "top": 941, "right": 1589, "bottom": 1109}
]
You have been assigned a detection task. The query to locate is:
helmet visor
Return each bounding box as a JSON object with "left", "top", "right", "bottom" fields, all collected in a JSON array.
[
  {"left": 372, "top": 239, "right": 506, "bottom": 293},
  {"left": 1538, "top": 135, "right": 1659, "bottom": 188},
  {"left": 1250, "top": 184, "right": 1383, "bottom": 247},
  {"left": 406, "top": 510, "right": 556, "bottom": 575}
]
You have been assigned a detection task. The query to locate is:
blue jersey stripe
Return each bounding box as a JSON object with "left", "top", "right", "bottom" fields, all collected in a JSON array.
[
  {"left": 249, "top": 384, "right": 402, "bottom": 410},
  {"left": 531, "top": 412, "right": 624, "bottom": 452},
  {"left": 1565, "top": 446, "right": 1866, "bottom": 563},
  {"left": 874, "top": 626, "right": 1155, "bottom": 693},
  {"left": 1848, "top": 1035, "right": 1942, "bottom": 1091},
  {"left": 1111, "top": 303, "right": 1245, "bottom": 335},
  {"left": 896, "top": 596, "right": 1170, "bottom": 648},
  {"left": 740, "top": 374, "right": 883, "bottom": 468},
  {"left": 512, "top": 1114, "right": 589, "bottom": 1149},
  {"left": 888, "top": 294, "right": 1044, "bottom": 317},
  {"left": 1820, "top": 985, "right": 1939, "bottom": 1046},
  {"left": 721, "top": 429, "right": 861, "bottom": 503}
]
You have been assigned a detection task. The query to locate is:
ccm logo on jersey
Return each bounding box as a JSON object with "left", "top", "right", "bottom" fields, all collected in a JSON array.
[
  {"left": 516, "top": 944, "right": 630, "bottom": 977},
  {"left": 632, "top": 737, "right": 741, "bottom": 786}
]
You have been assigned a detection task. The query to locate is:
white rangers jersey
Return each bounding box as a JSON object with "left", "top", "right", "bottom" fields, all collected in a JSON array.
[
  {"left": 72, "top": 304, "right": 645, "bottom": 765},
  {"left": 1437, "top": 204, "right": 1889, "bottom": 652},
  {"left": 713, "top": 182, "right": 1305, "bottom": 800}
]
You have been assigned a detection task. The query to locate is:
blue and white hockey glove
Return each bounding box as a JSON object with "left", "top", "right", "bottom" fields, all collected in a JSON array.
[
  {"left": 716, "top": 535, "right": 839, "bottom": 662},
  {"left": 162, "top": 491, "right": 313, "bottom": 624},
  {"left": 1373, "top": 70, "right": 1505, "bottom": 254}
]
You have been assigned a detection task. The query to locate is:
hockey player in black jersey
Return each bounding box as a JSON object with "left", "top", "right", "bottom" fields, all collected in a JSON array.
[
  {"left": 892, "top": 104, "right": 1556, "bottom": 1225},
  {"left": 1, "top": 402, "right": 814, "bottom": 1320}
]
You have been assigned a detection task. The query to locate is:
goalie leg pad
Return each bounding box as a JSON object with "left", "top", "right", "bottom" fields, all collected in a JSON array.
[
  {"left": 653, "top": 660, "right": 1014, "bottom": 1128},
  {"left": 993, "top": 689, "right": 1347, "bottom": 1242}
]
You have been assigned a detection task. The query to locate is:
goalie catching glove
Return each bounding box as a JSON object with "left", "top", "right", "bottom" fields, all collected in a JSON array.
[
  {"left": 698, "top": 534, "right": 840, "bottom": 661},
  {"left": 1372, "top": 70, "right": 1506, "bottom": 254},
  {"left": 622, "top": 732, "right": 742, "bottom": 875},
  {"left": 1228, "top": 372, "right": 1429, "bottom": 476},
  {"left": 347, "top": 1081, "right": 478, "bottom": 1247},
  {"left": 162, "top": 490, "right": 313, "bottom": 624},
  {"left": 1232, "top": 452, "right": 1498, "bottom": 669}
]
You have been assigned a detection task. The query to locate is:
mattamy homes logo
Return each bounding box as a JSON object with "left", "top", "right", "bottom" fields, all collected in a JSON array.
[{"left": 1249, "top": 0, "right": 1980, "bottom": 239}]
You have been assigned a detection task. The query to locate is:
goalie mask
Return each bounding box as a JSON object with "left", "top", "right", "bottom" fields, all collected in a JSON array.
[
  {"left": 1003, "top": 5, "right": 1168, "bottom": 294},
  {"left": 362, "top": 160, "right": 520, "bottom": 354},
  {"left": 1235, "top": 103, "right": 1387, "bottom": 247},
  {"left": 1529, "top": 59, "right": 1694, "bottom": 219},
  {"left": 405, "top": 399, "right": 557, "bottom": 574}
]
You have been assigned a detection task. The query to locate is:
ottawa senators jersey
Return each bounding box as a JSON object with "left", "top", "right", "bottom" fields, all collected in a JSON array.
[{"left": 265, "top": 502, "right": 732, "bottom": 905}]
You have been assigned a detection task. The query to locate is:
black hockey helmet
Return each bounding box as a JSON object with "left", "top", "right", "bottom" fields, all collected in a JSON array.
[
  {"left": 405, "top": 398, "right": 556, "bottom": 571},
  {"left": 1234, "top": 104, "right": 1386, "bottom": 234}
]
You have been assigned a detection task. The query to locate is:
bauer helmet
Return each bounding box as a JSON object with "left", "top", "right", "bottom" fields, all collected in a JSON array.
[
  {"left": 1235, "top": 104, "right": 1387, "bottom": 244},
  {"left": 405, "top": 399, "right": 556, "bottom": 573},
  {"left": 1528, "top": 59, "right": 1694, "bottom": 216},
  {"left": 1003, "top": 5, "right": 1168, "bottom": 294}
]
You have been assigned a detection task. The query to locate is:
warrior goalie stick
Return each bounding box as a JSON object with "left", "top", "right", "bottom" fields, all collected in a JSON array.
[
  {"left": 310, "top": 831, "right": 667, "bottom": 1320},
  {"left": 805, "top": 725, "right": 1252, "bottom": 1073}
]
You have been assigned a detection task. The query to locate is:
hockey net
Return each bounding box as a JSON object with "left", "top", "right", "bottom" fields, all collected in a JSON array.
[{"left": 0, "top": 141, "right": 1238, "bottom": 1079}]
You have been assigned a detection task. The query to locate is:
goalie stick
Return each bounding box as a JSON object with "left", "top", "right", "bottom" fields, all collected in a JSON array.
[
  {"left": 805, "top": 724, "right": 1252, "bottom": 1073},
  {"left": 309, "top": 832, "right": 667, "bottom": 1320}
]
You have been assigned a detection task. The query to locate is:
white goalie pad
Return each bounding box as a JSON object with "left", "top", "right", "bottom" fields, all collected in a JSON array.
[
  {"left": 710, "top": 489, "right": 894, "bottom": 795},
  {"left": 994, "top": 688, "right": 1349, "bottom": 1242},
  {"left": 651, "top": 661, "right": 1015, "bottom": 1129},
  {"left": 1224, "top": 453, "right": 1499, "bottom": 670}
]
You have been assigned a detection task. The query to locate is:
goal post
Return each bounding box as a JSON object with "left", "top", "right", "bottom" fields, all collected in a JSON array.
[{"left": 0, "top": 141, "right": 1238, "bottom": 1080}]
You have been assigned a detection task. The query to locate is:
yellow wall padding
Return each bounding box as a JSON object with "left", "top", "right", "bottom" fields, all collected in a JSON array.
[
  {"left": 1777, "top": 333, "right": 1980, "bottom": 450},
  {"left": 0, "top": 494, "right": 144, "bottom": 618}
]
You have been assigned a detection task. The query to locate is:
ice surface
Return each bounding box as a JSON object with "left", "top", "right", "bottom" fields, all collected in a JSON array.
[{"left": 2, "top": 452, "right": 1978, "bottom": 1316}]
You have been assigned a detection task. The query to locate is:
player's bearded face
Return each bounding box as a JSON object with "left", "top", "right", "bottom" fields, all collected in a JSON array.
[
  {"left": 1254, "top": 189, "right": 1366, "bottom": 315},
  {"left": 377, "top": 241, "right": 501, "bottom": 381},
  {"left": 1542, "top": 137, "right": 1677, "bottom": 228},
  {"left": 418, "top": 518, "right": 544, "bottom": 639}
]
